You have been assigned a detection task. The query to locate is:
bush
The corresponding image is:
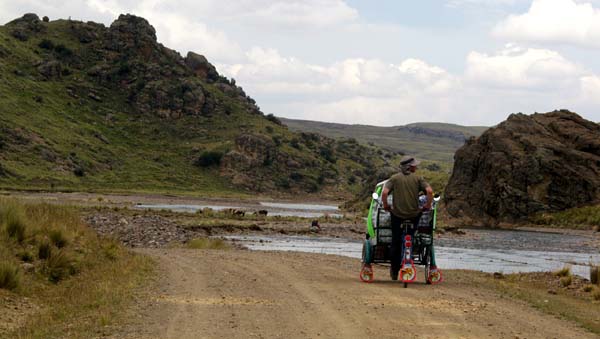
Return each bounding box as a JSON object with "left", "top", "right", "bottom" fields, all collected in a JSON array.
[
  {"left": 49, "top": 229, "right": 68, "bottom": 248},
  {"left": 54, "top": 44, "right": 73, "bottom": 59},
  {"left": 38, "top": 239, "right": 52, "bottom": 260},
  {"left": 554, "top": 266, "right": 571, "bottom": 277},
  {"left": 560, "top": 275, "right": 572, "bottom": 287},
  {"left": 38, "top": 38, "right": 55, "bottom": 50},
  {"left": 583, "top": 285, "right": 594, "bottom": 292},
  {"left": 265, "top": 114, "right": 282, "bottom": 125},
  {"left": 425, "top": 163, "right": 441, "bottom": 172},
  {"left": 0, "top": 261, "right": 20, "bottom": 291},
  {"left": 194, "top": 151, "right": 223, "bottom": 167}
]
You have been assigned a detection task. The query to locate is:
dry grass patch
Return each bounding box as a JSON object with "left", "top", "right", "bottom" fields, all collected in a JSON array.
[{"left": 0, "top": 198, "right": 154, "bottom": 338}]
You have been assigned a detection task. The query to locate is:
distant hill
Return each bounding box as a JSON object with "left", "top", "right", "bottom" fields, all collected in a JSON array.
[
  {"left": 0, "top": 14, "right": 399, "bottom": 198},
  {"left": 280, "top": 118, "right": 488, "bottom": 162}
]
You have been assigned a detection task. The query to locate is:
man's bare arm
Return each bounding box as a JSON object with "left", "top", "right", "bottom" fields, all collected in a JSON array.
[{"left": 382, "top": 187, "right": 391, "bottom": 211}]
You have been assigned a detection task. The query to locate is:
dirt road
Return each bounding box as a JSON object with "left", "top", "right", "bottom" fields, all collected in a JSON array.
[{"left": 124, "top": 249, "right": 595, "bottom": 339}]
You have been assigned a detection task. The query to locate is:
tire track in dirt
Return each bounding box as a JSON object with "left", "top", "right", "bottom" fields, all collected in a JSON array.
[{"left": 125, "top": 249, "right": 597, "bottom": 339}]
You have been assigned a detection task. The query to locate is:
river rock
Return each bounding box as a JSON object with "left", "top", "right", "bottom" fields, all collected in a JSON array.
[{"left": 445, "top": 110, "right": 600, "bottom": 223}]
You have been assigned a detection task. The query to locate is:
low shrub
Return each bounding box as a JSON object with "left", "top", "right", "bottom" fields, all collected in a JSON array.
[
  {"left": 265, "top": 113, "right": 282, "bottom": 125},
  {"left": 560, "top": 275, "right": 572, "bottom": 287},
  {"left": 583, "top": 285, "right": 594, "bottom": 292},
  {"left": 0, "top": 261, "right": 20, "bottom": 291},
  {"left": 194, "top": 151, "right": 223, "bottom": 167},
  {"left": 49, "top": 229, "right": 68, "bottom": 248},
  {"left": 187, "top": 238, "right": 229, "bottom": 250},
  {"left": 38, "top": 38, "right": 54, "bottom": 50},
  {"left": 554, "top": 266, "right": 571, "bottom": 277}
]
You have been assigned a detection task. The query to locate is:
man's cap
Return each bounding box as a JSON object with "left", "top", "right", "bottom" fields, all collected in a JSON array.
[{"left": 400, "top": 155, "right": 420, "bottom": 167}]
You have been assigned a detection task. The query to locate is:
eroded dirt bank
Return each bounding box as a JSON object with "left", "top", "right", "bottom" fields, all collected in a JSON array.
[{"left": 121, "top": 249, "right": 596, "bottom": 339}]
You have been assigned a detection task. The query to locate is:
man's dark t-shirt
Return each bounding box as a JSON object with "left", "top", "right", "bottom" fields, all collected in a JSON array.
[{"left": 384, "top": 172, "right": 429, "bottom": 219}]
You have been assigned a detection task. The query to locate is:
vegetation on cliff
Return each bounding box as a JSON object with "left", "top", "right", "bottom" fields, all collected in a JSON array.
[{"left": 0, "top": 14, "right": 398, "bottom": 198}]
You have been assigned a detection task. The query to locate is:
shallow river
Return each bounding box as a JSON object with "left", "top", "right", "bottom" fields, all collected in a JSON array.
[
  {"left": 226, "top": 229, "right": 600, "bottom": 279},
  {"left": 135, "top": 202, "right": 599, "bottom": 278}
]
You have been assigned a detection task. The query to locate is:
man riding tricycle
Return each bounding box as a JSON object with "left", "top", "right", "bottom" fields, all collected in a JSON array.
[{"left": 359, "top": 156, "right": 443, "bottom": 287}]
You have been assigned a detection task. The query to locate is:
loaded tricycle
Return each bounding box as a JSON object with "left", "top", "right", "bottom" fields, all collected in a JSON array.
[{"left": 359, "top": 180, "right": 442, "bottom": 287}]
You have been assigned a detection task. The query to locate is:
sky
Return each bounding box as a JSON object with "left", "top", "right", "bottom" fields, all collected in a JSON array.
[{"left": 2, "top": 0, "right": 600, "bottom": 126}]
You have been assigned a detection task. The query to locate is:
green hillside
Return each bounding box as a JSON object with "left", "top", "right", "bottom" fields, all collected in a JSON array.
[
  {"left": 280, "top": 118, "right": 488, "bottom": 162},
  {"left": 0, "top": 14, "right": 398, "bottom": 198}
]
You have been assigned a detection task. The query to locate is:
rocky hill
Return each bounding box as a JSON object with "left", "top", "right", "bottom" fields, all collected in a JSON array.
[
  {"left": 280, "top": 118, "right": 487, "bottom": 163},
  {"left": 444, "top": 110, "right": 600, "bottom": 224},
  {"left": 0, "top": 14, "right": 398, "bottom": 197}
]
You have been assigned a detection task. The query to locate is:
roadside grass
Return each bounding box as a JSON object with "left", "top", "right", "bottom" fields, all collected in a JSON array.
[
  {"left": 530, "top": 205, "right": 600, "bottom": 230},
  {"left": 454, "top": 270, "right": 600, "bottom": 335},
  {"left": 187, "top": 237, "right": 230, "bottom": 250},
  {"left": 0, "top": 197, "right": 153, "bottom": 337}
]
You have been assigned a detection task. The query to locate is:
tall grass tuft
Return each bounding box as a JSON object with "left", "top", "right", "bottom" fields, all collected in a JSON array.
[
  {"left": 3, "top": 207, "right": 27, "bottom": 243},
  {"left": 0, "top": 261, "right": 20, "bottom": 291},
  {"left": 38, "top": 239, "right": 52, "bottom": 260},
  {"left": 554, "top": 266, "right": 571, "bottom": 277},
  {"left": 591, "top": 265, "right": 599, "bottom": 285},
  {"left": 45, "top": 250, "right": 76, "bottom": 283},
  {"left": 49, "top": 229, "right": 68, "bottom": 248}
]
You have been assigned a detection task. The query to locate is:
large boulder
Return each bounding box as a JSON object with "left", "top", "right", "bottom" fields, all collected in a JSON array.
[
  {"left": 105, "top": 14, "right": 158, "bottom": 59},
  {"left": 185, "top": 52, "right": 219, "bottom": 82},
  {"left": 445, "top": 110, "right": 600, "bottom": 223}
]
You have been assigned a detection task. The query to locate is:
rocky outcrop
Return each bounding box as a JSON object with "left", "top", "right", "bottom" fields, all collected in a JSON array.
[
  {"left": 445, "top": 110, "right": 600, "bottom": 223},
  {"left": 185, "top": 52, "right": 219, "bottom": 83},
  {"left": 6, "top": 14, "right": 45, "bottom": 41}
]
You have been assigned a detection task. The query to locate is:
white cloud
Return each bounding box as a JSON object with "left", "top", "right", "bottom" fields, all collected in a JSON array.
[
  {"left": 446, "top": 0, "right": 526, "bottom": 7},
  {"left": 466, "top": 45, "right": 583, "bottom": 89},
  {"left": 493, "top": 0, "right": 600, "bottom": 48}
]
